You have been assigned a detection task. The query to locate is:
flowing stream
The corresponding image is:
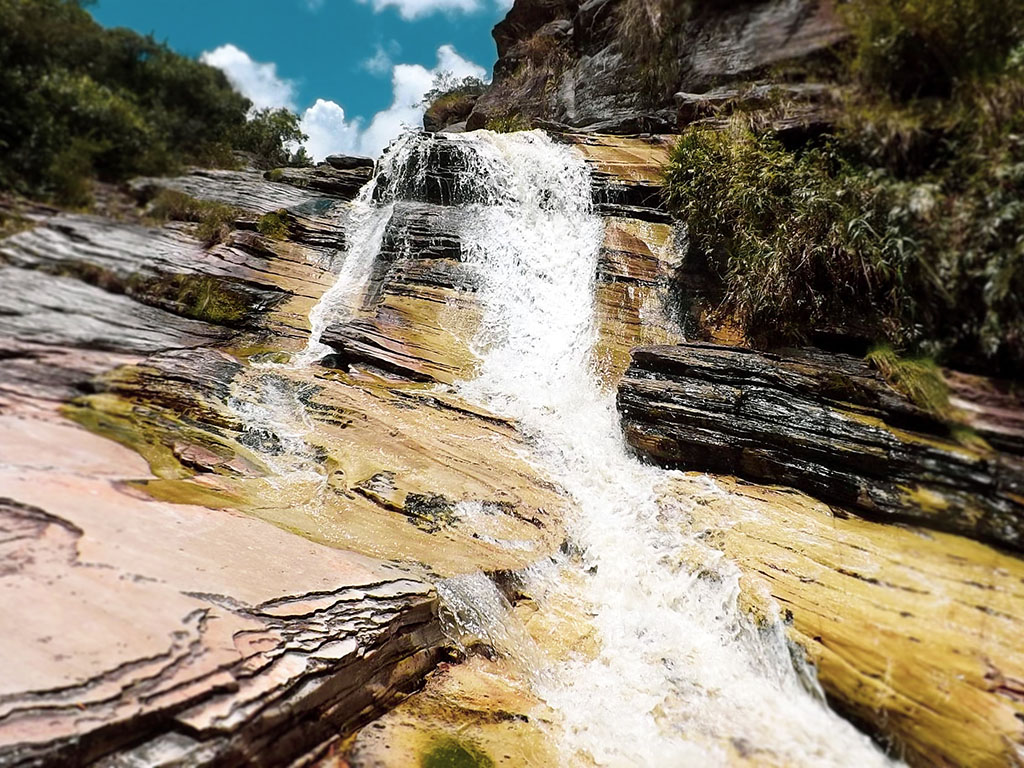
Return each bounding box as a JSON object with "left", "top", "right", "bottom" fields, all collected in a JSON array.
[{"left": 273, "top": 130, "right": 897, "bottom": 766}]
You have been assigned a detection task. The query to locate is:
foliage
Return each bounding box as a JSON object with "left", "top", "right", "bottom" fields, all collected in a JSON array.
[
  {"left": 0, "top": 206, "right": 34, "bottom": 239},
  {"left": 234, "top": 108, "right": 312, "bottom": 170},
  {"left": 842, "top": 0, "right": 1024, "bottom": 99},
  {"left": 147, "top": 189, "right": 240, "bottom": 247},
  {"left": 485, "top": 114, "right": 532, "bottom": 133},
  {"left": 866, "top": 344, "right": 950, "bottom": 417},
  {"left": 664, "top": 0, "right": 1024, "bottom": 376},
  {"left": 422, "top": 72, "right": 486, "bottom": 107},
  {"left": 0, "top": 0, "right": 308, "bottom": 204},
  {"left": 257, "top": 210, "right": 290, "bottom": 240}
]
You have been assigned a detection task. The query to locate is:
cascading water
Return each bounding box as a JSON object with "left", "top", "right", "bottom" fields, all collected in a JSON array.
[
  {"left": 250, "top": 127, "right": 897, "bottom": 765},
  {"left": 433, "top": 130, "right": 896, "bottom": 767}
]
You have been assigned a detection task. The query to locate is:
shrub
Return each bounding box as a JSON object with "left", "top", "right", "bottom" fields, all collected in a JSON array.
[
  {"left": 257, "top": 210, "right": 290, "bottom": 240},
  {"left": 422, "top": 72, "right": 487, "bottom": 107},
  {"left": 664, "top": 103, "right": 1024, "bottom": 376},
  {"left": 234, "top": 108, "right": 312, "bottom": 170},
  {"left": 485, "top": 114, "right": 532, "bottom": 133},
  {"left": 664, "top": 0, "right": 1024, "bottom": 377},
  {"left": 843, "top": 0, "right": 1024, "bottom": 99},
  {"left": 147, "top": 189, "right": 240, "bottom": 247},
  {"left": 866, "top": 344, "right": 950, "bottom": 418}
]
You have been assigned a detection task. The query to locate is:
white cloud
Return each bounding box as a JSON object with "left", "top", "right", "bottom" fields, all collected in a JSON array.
[
  {"left": 305, "top": 0, "right": 325, "bottom": 9},
  {"left": 300, "top": 99, "right": 363, "bottom": 158},
  {"left": 356, "top": 0, "right": 480, "bottom": 21},
  {"left": 200, "top": 44, "right": 296, "bottom": 111},
  {"left": 202, "top": 42, "right": 487, "bottom": 163},
  {"left": 362, "top": 41, "right": 401, "bottom": 76},
  {"left": 356, "top": 44, "right": 486, "bottom": 156}
]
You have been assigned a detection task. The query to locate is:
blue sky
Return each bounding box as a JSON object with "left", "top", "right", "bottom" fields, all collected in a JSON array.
[{"left": 90, "top": 0, "right": 508, "bottom": 158}]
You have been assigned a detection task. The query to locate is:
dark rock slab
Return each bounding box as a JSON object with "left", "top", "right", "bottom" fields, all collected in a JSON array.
[
  {"left": 618, "top": 343, "right": 1024, "bottom": 551},
  {"left": 267, "top": 165, "right": 372, "bottom": 201},
  {"left": 325, "top": 154, "right": 375, "bottom": 171},
  {"left": 471, "top": 0, "right": 848, "bottom": 134}
]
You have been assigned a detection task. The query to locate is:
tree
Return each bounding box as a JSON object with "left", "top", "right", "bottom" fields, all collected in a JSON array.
[{"left": 233, "top": 108, "right": 312, "bottom": 169}]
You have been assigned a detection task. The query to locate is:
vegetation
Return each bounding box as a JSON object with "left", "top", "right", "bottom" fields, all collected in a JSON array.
[
  {"left": 257, "top": 210, "right": 290, "bottom": 240},
  {"left": 866, "top": 344, "right": 950, "bottom": 418},
  {"left": 0, "top": 0, "right": 309, "bottom": 206},
  {"left": 147, "top": 189, "right": 240, "bottom": 247},
  {"left": 485, "top": 114, "right": 532, "bottom": 133},
  {"left": 664, "top": 0, "right": 1024, "bottom": 377},
  {"left": 422, "top": 72, "right": 487, "bottom": 130},
  {"left": 234, "top": 108, "right": 311, "bottom": 170}
]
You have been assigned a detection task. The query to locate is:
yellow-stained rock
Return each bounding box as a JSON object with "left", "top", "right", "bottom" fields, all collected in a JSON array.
[{"left": 660, "top": 474, "right": 1024, "bottom": 768}]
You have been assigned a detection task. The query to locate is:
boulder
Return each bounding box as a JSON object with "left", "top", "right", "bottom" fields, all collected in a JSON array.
[
  {"left": 618, "top": 343, "right": 1024, "bottom": 551},
  {"left": 325, "top": 153, "right": 375, "bottom": 171}
]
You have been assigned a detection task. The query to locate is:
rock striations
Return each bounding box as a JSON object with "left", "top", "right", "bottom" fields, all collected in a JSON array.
[{"left": 618, "top": 343, "right": 1024, "bottom": 551}]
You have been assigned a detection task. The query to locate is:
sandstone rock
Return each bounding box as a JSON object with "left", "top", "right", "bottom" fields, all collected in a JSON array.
[
  {"left": 132, "top": 169, "right": 321, "bottom": 214},
  {"left": 618, "top": 343, "right": 1024, "bottom": 550},
  {"left": 0, "top": 416, "right": 443, "bottom": 768},
  {"left": 662, "top": 473, "right": 1024, "bottom": 768}
]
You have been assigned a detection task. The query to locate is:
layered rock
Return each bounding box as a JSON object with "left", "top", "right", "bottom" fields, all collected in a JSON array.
[
  {"left": 0, "top": 153, "right": 568, "bottom": 764},
  {"left": 320, "top": 133, "right": 683, "bottom": 386},
  {"left": 658, "top": 473, "right": 1024, "bottom": 768},
  {"left": 468, "top": 0, "right": 847, "bottom": 133},
  {"left": 0, "top": 423, "right": 443, "bottom": 767},
  {"left": 618, "top": 343, "right": 1024, "bottom": 550}
]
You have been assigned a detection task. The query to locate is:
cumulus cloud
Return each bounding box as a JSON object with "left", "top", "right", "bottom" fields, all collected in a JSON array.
[
  {"left": 300, "top": 99, "right": 363, "bottom": 158},
  {"left": 355, "top": 44, "right": 486, "bottom": 156},
  {"left": 199, "top": 44, "right": 296, "bottom": 111},
  {"left": 202, "top": 42, "right": 486, "bottom": 162},
  {"left": 356, "top": 0, "right": 479, "bottom": 21}
]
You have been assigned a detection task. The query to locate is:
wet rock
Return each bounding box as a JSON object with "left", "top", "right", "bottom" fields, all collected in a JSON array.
[
  {"left": 618, "top": 343, "right": 1024, "bottom": 551},
  {"left": 664, "top": 473, "right": 1024, "bottom": 768}
]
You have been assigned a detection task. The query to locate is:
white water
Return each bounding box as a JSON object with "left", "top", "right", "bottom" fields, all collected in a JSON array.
[
  {"left": 438, "top": 130, "right": 895, "bottom": 767},
  {"left": 256, "top": 128, "right": 897, "bottom": 765}
]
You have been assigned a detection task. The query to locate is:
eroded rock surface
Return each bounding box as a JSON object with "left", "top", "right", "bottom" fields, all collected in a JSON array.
[
  {"left": 618, "top": 343, "right": 1024, "bottom": 551},
  {"left": 468, "top": 0, "right": 847, "bottom": 133},
  {"left": 661, "top": 474, "right": 1024, "bottom": 768},
  {"left": 0, "top": 418, "right": 443, "bottom": 768}
]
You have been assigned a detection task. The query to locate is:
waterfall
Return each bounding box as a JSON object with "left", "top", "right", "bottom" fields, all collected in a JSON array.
[
  {"left": 263, "top": 128, "right": 896, "bottom": 765},
  {"left": 436, "top": 130, "right": 895, "bottom": 766}
]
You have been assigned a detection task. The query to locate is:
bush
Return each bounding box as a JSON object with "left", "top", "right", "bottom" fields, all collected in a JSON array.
[
  {"left": 866, "top": 344, "right": 950, "bottom": 417},
  {"left": 843, "top": 0, "right": 1024, "bottom": 99},
  {"left": 485, "top": 114, "right": 532, "bottom": 133},
  {"left": 257, "top": 210, "right": 290, "bottom": 240},
  {"left": 664, "top": 0, "right": 1024, "bottom": 377},
  {"left": 664, "top": 103, "right": 1024, "bottom": 376},
  {"left": 147, "top": 189, "right": 240, "bottom": 247},
  {"left": 234, "top": 108, "right": 312, "bottom": 170}
]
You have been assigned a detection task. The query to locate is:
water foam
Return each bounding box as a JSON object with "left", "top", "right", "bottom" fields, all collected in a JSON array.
[{"left": 442, "top": 129, "right": 895, "bottom": 767}]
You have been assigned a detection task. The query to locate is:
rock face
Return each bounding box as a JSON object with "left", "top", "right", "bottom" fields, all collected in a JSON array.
[
  {"left": 468, "top": 0, "right": 847, "bottom": 133},
  {"left": 0, "top": 160, "right": 566, "bottom": 765},
  {"left": 618, "top": 343, "right": 1024, "bottom": 551},
  {"left": 659, "top": 473, "right": 1024, "bottom": 768},
  {"left": 0, "top": 423, "right": 443, "bottom": 767}
]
